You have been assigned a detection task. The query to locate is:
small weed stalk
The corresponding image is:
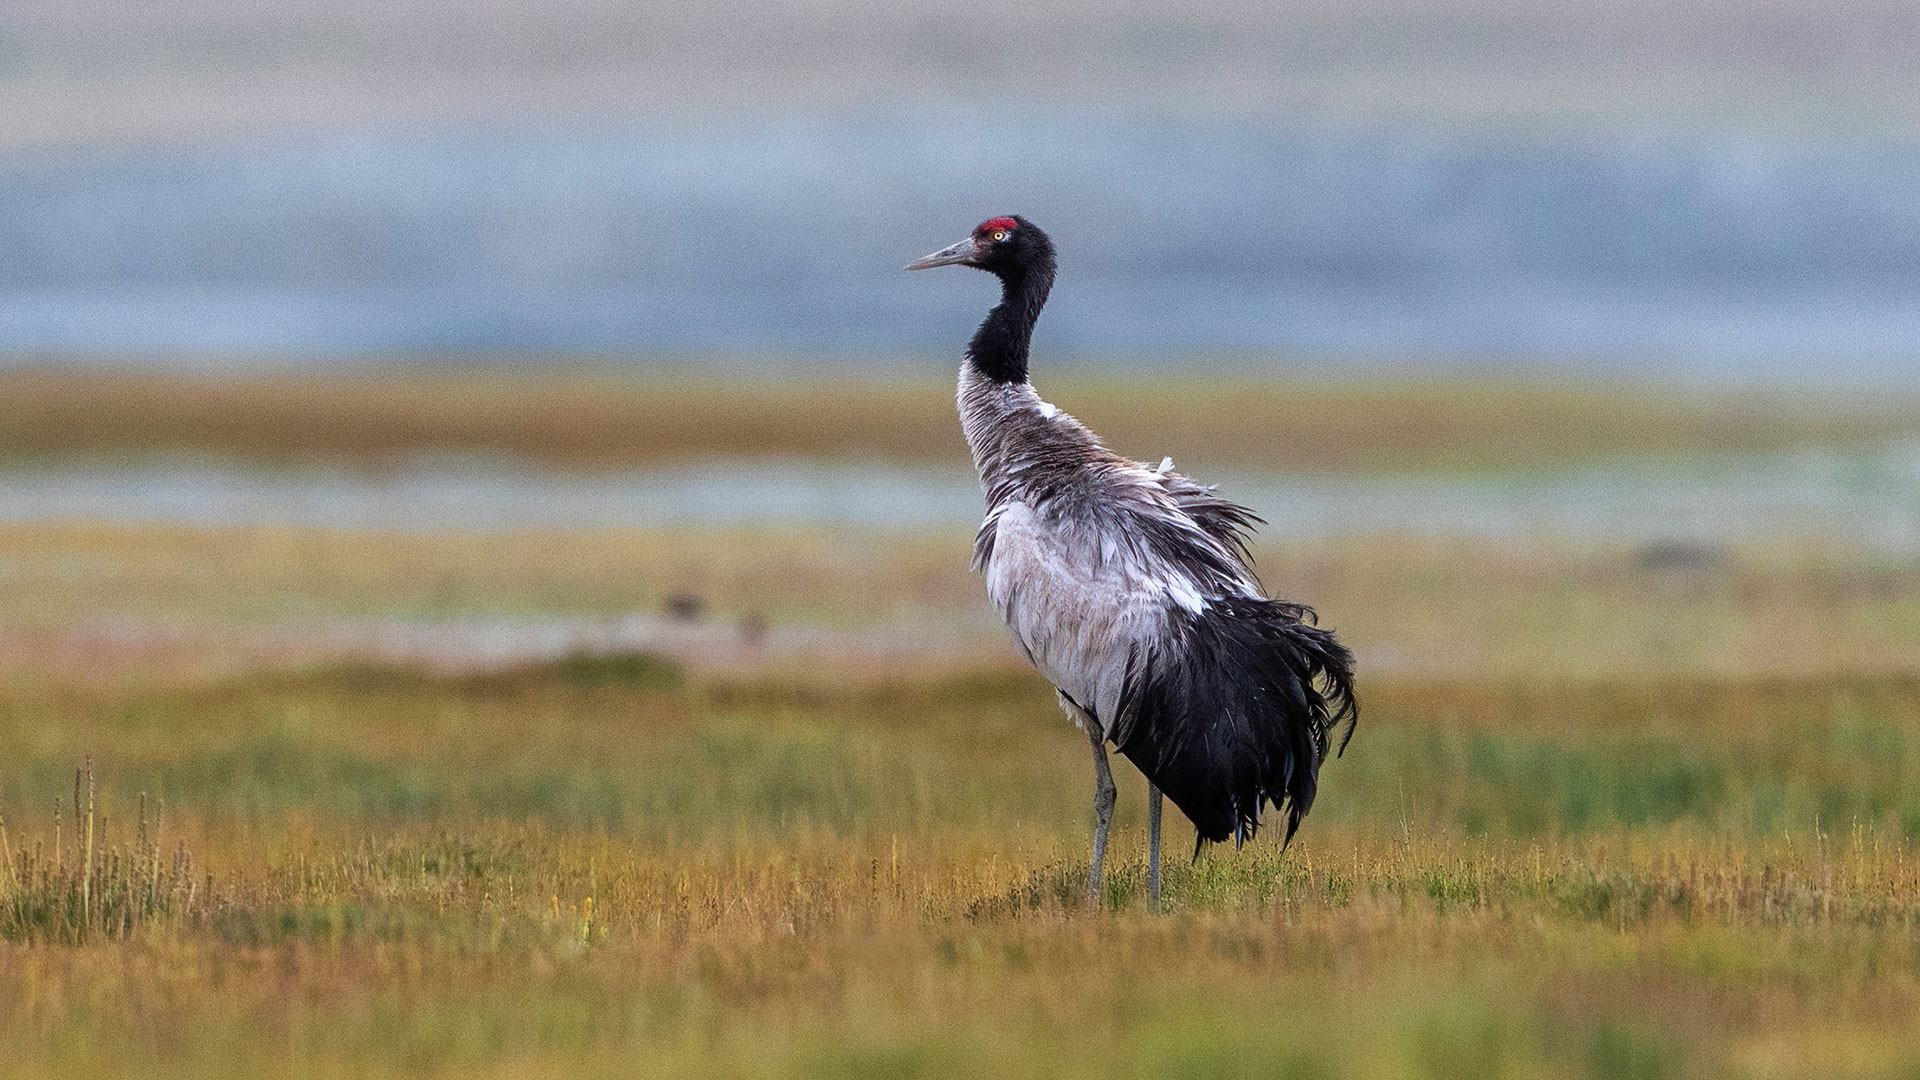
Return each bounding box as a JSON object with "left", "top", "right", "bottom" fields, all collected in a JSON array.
[{"left": 2, "top": 759, "right": 200, "bottom": 944}]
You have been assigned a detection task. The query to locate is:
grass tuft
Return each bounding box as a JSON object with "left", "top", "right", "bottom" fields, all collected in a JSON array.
[{"left": 2, "top": 759, "right": 202, "bottom": 944}]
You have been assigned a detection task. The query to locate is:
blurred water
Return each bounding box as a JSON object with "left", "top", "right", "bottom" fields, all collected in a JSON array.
[
  {"left": 4, "top": 448, "right": 1917, "bottom": 548},
  {"left": 0, "top": 109, "right": 1916, "bottom": 379}
]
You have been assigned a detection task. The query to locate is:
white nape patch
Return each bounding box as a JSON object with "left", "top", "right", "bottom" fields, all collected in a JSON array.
[
  {"left": 1034, "top": 400, "right": 1059, "bottom": 419},
  {"left": 1154, "top": 456, "right": 1174, "bottom": 475}
]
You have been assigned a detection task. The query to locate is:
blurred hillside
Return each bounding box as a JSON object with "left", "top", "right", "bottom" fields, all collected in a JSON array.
[
  {"left": 6, "top": 0, "right": 1919, "bottom": 146},
  {"left": 0, "top": 1, "right": 1915, "bottom": 374}
]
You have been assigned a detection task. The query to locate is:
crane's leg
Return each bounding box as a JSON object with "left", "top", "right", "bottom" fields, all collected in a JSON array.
[
  {"left": 1085, "top": 720, "right": 1116, "bottom": 910},
  {"left": 1147, "top": 781, "right": 1163, "bottom": 910}
]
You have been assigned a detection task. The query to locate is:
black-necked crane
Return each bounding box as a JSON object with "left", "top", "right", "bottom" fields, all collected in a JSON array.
[{"left": 906, "top": 215, "right": 1357, "bottom": 908}]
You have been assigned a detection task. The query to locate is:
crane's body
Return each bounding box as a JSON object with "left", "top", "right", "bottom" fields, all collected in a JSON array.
[{"left": 910, "top": 216, "right": 1356, "bottom": 906}]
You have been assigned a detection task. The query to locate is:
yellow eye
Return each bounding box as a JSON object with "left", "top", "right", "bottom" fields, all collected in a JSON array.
[{"left": 991, "top": 230, "right": 1008, "bottom": 242}]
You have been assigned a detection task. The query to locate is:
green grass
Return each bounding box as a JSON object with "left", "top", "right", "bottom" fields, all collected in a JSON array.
[{"left": 6, "top": 656, "right": 1920, "bottom": 1077}]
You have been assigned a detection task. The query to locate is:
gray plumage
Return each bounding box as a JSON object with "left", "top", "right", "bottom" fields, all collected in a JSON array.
[{"left": 963, "top": 368, "right": 1245, "bottom": 744}]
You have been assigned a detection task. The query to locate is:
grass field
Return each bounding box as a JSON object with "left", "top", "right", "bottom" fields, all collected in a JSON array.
[
  {"left": 4, "top": 371, "right": 1920, "bottom": 1077},
  {"left": 8, "top": 656, "right": 1920, "bottom": 1078}
]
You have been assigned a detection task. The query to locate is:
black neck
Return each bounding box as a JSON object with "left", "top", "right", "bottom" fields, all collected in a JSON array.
[{"left": 966, "top": 262, "right": 1054, "bottom": 385}]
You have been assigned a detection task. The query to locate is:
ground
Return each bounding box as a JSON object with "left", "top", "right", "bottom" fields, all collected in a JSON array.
[{"left": 3, "top": 370, "right": 1920, "bottom": 1078}]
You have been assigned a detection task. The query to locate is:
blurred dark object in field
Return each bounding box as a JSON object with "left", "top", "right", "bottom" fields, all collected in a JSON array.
[
  {"left": 739, "top": 612, "right": 769, "bottom": 647},
  {"left": 1635, "top": 539, "right": 1731, "bottom": 594},
  {"left": 1636, "top": 540, "right": 1730, "bottom": 575},
  {"left": 664, "top": 593, "right": 705, "bottom": 622}
]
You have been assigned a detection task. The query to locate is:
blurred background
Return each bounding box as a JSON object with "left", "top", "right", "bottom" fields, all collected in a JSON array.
[
  {"left": 0, "top": 0, "right": 1916, "bottom": 673},
  {"left": 2, "top": 0, "right": 1919, "bottom": 371},
  {"left": 0, "top": 0, "right": 1917, "bottom": 672},
  {"left": 1, "top": 0, "right": 1916, "bottom": 536}
]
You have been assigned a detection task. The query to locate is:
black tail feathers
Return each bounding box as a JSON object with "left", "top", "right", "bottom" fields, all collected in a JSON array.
[{"left": 1117, "top": 597, "right": 1356, "bottom": 847}]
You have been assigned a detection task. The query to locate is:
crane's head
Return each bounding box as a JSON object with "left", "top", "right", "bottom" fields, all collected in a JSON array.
[{"left": 904, "top": 216, "right": 1052, "bottom": 278}]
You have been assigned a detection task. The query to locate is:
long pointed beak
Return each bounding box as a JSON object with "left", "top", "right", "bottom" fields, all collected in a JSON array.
[{"left": 904, "top": 236, "right": 979, "bottom": 271}]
